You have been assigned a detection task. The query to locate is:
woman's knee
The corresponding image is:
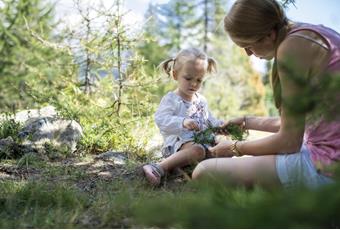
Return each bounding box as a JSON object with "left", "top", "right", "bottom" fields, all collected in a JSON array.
[{"left": 192, "top": 160, "right": 210, "bottom": 180}]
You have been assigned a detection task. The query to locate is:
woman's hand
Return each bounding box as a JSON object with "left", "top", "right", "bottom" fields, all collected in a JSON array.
[
  {"left": 208, "top": 139, "right": 234, "bottom": 157},
  {"left": 227, "top": 117, "right": 246, "bottom": 127},
  {"left": 183, "top": 118, "right": 200, "bottom": 131},
  {"left": 217, "top": 116, "right": 246, "bottom": 135}
]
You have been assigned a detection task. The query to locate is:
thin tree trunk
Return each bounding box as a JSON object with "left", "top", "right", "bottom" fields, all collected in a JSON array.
[
  {"left": 115, "top": 0, "right": 122, "bottom": 116},
  {"left": 203, "top": 0, "right": 208, "bottom": 53},
  {"left": 84, "top": 12, "right": 91, "bottom": 94}
]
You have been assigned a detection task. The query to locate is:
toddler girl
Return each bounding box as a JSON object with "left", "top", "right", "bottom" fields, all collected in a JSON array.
[{"left": 143, "top": 48, "right": 223, "bottom": 186}]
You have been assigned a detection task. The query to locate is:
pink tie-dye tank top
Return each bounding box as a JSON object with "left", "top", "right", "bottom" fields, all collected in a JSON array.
[{"left": 288, "top": 23, "right": 340, "bottom": 170}]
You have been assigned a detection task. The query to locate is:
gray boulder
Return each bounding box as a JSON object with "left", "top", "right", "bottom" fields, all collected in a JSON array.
[
  {"left": 19, "top": 117, "right": 83, "bottom": 154},
  {"left": 1, "top": 106, "right": 83, "bottom": 157},
  {"left": 0, "top": 105, "right": 58, "bottom": 124}
]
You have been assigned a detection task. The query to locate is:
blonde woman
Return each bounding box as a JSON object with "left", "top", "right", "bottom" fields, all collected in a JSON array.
[{"left": 192, "top": 0, "right": 340, "bottom": 189}]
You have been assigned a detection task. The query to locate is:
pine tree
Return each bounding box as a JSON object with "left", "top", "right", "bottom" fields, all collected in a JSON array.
[{"left": 0, "top": 0, "right": 56, "bottom": 112}]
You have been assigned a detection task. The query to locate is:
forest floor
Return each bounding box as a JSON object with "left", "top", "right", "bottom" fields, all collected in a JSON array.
[
  {"left": 0, "top": 153, "right": 188, "bottom": 193},
  {"left": 1, "top": 130, "right": 339, "bottom": 228},
  {"left": 0, "top": 151, "right": 193, "bottom": 228}
]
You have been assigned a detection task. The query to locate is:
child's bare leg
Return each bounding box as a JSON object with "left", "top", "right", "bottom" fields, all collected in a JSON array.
[
  {"left": 143, "top": 142, "right": 205, "bottom": 186},
  {"left": 159, "top": 142, "right": 206, "bottom": 172}
]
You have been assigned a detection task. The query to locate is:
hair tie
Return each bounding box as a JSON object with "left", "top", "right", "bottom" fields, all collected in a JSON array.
[{"left": 172, "top": 58, "right": 176, "bottom": 66}]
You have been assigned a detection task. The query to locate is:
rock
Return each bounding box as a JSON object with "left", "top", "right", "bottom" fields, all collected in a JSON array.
[
  {"left": 19, "top": 117, "right": 83, "bottom": 154},
  {"left": 0, "top": 105, "right": 83, "bottom": 157},
  {"left": 14, "top": 105, "right": 57, "bottom": 124},
  {"left": 95, "top": 151, "right": 127, "bottom": 165}
]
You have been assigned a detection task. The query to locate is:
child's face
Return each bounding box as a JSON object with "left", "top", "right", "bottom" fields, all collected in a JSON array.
[{"left": 173, "top": 59, "right": 207, "bottom": 100}]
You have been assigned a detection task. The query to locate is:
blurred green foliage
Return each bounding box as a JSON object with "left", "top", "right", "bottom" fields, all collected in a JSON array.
[
  {"left": 1, "top": 175, "right": 339, "bottom": 228},
  {"left": 133, "top": 178, "right": 340, "bottom": 228}
]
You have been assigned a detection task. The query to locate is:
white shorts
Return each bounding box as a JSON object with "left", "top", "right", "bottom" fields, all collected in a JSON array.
[
  {"left": 276, "top": 144, "right": 334, "bottom": 189},
  {"left": 162, "top": 137, "right": 211, "bottom": 158}
]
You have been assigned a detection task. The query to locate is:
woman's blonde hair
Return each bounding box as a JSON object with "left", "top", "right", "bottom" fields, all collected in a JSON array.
[
  {"left": 224, "top": 0, "right": 290, "bottom": 110},
  {"left": 224, "top": 0, "right": 288, "bottom": 44},
  {"left": 159, "top": 48, "right": 217, "bottom": 78}
]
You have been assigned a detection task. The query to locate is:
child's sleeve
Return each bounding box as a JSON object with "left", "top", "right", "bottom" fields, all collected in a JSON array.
[
  {"left": 200, "top": 94, "right": 223, "bottom": 127},
  {"left": 207, "top": 111, "right": 224, "bottom": 127},
  {"left": 154, "top": 95, "right": 185, "bottom": 136}
]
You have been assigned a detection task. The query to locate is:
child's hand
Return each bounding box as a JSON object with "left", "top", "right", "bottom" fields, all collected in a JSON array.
[{"left": 183, "top": 118, "right": 200, "bottom": 131}]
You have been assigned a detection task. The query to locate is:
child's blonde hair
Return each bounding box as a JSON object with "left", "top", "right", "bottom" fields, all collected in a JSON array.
[{"left": 159, "top": 48, "right": 217, "bottom": 78}]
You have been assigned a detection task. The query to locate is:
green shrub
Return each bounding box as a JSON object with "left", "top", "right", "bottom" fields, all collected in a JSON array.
[{"left": 0, "top": 118, "right": 22, "bottom": 141}]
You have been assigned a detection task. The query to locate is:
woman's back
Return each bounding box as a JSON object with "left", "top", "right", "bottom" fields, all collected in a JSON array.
[
  {"left": 286, "top": 23, "right": 340, "bottom": 170},
  {"left": 288, "top": 23, "right": 340, "bottom": 72}
]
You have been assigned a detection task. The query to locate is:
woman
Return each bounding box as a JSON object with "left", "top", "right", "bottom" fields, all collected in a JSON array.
[{"left": 192, "top": 0, "right": 340, "bottom": 189}]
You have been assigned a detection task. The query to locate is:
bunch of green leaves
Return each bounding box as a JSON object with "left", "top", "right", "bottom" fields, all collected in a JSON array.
[
  {"left": 193, "top": 127, "right": 216, "bottom": 146},
  {"left": 223, "top": 124, "right": 247, "bottom": 141},
  {"left": 193, "top": 123, "right": 247, "bottom": 146}
]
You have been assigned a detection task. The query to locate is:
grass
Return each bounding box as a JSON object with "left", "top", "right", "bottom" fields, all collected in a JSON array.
[
  {"left": 0, "top": 181, "right": 88, "bottom": 228},
  {"left": 1, "top": 156, "right": 340, "bottom": 228}
]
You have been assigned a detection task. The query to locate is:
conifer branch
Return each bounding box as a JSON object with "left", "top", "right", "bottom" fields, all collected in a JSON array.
[{"left": 193, "top": 124, "right": 248, "bottom": 146}]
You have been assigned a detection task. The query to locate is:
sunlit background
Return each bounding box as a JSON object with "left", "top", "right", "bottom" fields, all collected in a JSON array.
[{"left": 53, "top": 0, "right": 340, "bottom": 72}]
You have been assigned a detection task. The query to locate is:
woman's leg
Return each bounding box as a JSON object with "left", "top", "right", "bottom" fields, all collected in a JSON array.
[
  {"left": 159, "top": 142, "right": 206, "bottom": 172},
  {"left": 192, "top": 155, "right": 281, "bottom": 188}
]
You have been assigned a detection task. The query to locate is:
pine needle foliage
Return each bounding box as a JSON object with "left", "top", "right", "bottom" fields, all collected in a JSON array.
[{"left": 193, "top": 123, "right": 247, "bottom": 146}]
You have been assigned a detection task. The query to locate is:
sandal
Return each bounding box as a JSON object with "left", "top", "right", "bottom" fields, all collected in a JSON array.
[{"left": 143, "top": 163, "right": 164, "bottom": 186}]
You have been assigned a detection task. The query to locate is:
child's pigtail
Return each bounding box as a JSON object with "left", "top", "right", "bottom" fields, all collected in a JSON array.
[
  {"left": 207, "top": 57, "right": 217, "bottom": 74},
  {"left": 158, "top": 58, "right": 175, "bottom": 77}
]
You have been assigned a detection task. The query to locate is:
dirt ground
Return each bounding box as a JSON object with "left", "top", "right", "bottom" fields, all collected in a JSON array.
[{"left": 0, "top": 154, "right": 189, "bottom": 193}]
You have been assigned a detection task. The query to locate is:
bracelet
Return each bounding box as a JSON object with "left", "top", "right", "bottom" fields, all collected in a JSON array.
[
  {"left": 243, "top": 115, "right": 248, "bottom": 130},
  {"left": 230, "top": 141, "right": 242, "bottom": 157},
  {"left": 242, "top": 115, "right": 248, "bottom": 130}
]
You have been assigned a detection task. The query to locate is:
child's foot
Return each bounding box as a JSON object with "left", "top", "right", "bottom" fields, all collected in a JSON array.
[{"left": 143, "top": 163, "right": 164, "bottom": 186}]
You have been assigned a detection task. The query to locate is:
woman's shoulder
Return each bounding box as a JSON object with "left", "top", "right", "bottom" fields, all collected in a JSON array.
[
  {"left": 277, "top": 31, "right": 328, "bottom": 63},
  {"left": 279, "top": 23, "right": 329, "bottom": 55},
  {"left": 277, "top": 26, "right": 330, "bottom": 80}
]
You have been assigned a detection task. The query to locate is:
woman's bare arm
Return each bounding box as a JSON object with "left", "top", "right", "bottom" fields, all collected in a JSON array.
[
  {"left": 238, "top": 33, "right": 329, "bottom": 155},
  {"left": 245, "top": 116, "right": 280, "bottom": 133}
]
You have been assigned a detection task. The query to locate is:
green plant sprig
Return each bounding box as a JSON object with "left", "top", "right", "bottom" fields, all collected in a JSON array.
[{"left": 193, "top": 124, "right": 247, "bottom": 146}]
